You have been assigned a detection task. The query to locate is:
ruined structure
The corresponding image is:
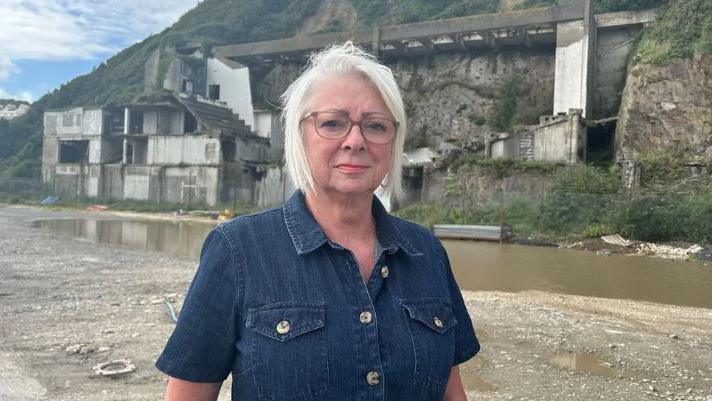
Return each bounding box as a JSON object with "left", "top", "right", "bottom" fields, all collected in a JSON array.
[
  {"left": 213, "top": 0, "right": 658, "bottom": 205},
  {"left": 42, "top": 56, "right": 282, "bottom": 206}
]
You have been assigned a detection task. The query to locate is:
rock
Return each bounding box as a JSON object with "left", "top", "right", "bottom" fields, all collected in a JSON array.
[
  {"left": 597, "top": 249, "right": 613, "bottom": 256},
  {"left": 97, "top": 346, "right": 111, "bottom": 353},
  {"left": 670, "top": 334, "right": 680, "bottom": 340},
  {"left": 65, "top": 344, "right": 82, "bottom": 355},
  {"left": 694, "top": 247, "right": 712, "bottom": 261},
  {"left": 78, "top": 345, "right": 95, "bottom": 355}
]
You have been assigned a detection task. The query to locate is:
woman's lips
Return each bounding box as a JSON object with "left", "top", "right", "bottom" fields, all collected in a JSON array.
[{"left": 335, "top": 164, "right": 370, "bottom": 172}]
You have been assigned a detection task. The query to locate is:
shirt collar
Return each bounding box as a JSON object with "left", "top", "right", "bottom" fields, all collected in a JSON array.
[{"left": 283, "top": 190, "right": 422, "bottom": 257}]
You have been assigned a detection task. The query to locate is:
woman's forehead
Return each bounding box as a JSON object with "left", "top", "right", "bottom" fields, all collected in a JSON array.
[{"left": 306, "top": 74, "right": 391, "bottom": 116}]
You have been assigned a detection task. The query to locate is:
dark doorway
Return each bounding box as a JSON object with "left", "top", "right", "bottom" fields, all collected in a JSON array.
[
  {"left": 184, "top": 111, "right": 197, "bottom": 133},
  {"left": 587, "top": 119, "right": 616, "bottom": 167},
  {"left": 209, "top": 84, "right": 221, "bottom": 101}
]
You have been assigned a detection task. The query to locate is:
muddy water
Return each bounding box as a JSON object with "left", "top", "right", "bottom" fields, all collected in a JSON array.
[
  {"left": 31, "top": 218, "right": 212, "bottom": 261},
  {"left": 443, "top": 240, "right": 712, "bottom": 309},
  {"left": 31, "top": 218, "right": 712, "bottom": 309}
]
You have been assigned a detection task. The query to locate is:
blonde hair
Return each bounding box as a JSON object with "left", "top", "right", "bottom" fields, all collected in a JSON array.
[{"left": 281, "top": 41, "right": 406, "bottom": 200}]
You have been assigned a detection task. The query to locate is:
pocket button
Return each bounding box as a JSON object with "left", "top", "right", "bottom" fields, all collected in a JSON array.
[
  {"left": 433, "top": 316, "right": 443, "bottom": 329},
  {"left": 359, "top": 311, "right": 373, "bottom": 325},
  {"left": 276, "top": 320, "right": 290, "bottom": 334}
]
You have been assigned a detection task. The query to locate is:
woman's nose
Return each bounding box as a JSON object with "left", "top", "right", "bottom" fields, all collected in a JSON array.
[{"left": 340, "top": 122, "right": 367, "bottom": 150}]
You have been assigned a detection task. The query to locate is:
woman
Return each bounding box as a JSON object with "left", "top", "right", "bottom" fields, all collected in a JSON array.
[{"left": 156, "top": 42, "right": 480, "bottom": 401}]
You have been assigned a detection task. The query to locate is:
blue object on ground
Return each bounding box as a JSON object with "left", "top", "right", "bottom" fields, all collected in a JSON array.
[{"left": 40, "top": 196, "right": 59, "bottom": 205}]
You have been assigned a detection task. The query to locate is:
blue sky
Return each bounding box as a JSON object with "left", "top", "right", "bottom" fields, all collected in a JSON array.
[{"left": 0, "top": 0, "right": 202, "bottom": 103}]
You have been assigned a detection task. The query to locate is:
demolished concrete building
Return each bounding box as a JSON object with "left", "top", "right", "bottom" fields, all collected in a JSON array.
[{"left": 42, "top": 55, "right": 282, "bottom": 207}]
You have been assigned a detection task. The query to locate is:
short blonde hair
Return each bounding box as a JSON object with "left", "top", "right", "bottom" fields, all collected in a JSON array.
[{"left": 281, "top": 41, "right": 406, "bottom": 200}]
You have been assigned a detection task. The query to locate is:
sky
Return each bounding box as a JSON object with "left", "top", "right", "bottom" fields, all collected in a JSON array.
[{"left": 0, "top": 0, "right": 202, "bottom": 103}]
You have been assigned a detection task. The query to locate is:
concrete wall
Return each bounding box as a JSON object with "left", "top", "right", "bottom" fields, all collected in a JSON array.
[
  {"left": 253, "top": 110, "right": 273, "bottom": 139},
  {"left": 553, "top": 20, "right": 591, "bottom": 117},
  {"left": 534, "top": 111, "right": 586, "bottom": 163},
  {"left": 255, "top": 166, "right": 294, "bottom": 208},
  {"left": 593, "top": 25, "right": 642, "bottom": 118},
  {"left": 162, "top": 166, "right": 220, "bottom": 206},
  {"left": 123, "top": 166, "right": 152, "bottom": 201},
  {"left": 418, "top": 168, "right": 552, "bottom": 209},
  {"left": 143, "top": 111, "right": 159, "bottom": 135},
  {"left": 147, "top": 136, "right": 222, "bottom": 165},
  {"left": 88, "top": 138, "right": 103, "bottom": 164},
  {"left": 490, "top": 133, "right": 520, "bottom": 159},
  {"left": 41, "top": 136, "right": 58, "bottom": 184},
  {"left": 83, "top": 109, "right": 104, "bottom": 136},
  {"left": 206, "top": 57, "right": 255, "bottom": 128}
]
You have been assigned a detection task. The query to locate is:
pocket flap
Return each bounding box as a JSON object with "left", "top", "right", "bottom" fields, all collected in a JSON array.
[
  {"left": 246, "top": 302, "right": 325, "bottom": 342},
  {"left": 402, "top": 298, "right": 458, "bottom": 334}
]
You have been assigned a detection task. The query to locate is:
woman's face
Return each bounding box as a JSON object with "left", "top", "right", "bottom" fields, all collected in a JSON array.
[{"left": 302, "top": 74, "right": 394, "bottom": 199}]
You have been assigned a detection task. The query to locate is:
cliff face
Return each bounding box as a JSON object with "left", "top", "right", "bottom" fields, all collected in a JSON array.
[
  {"left": 616, "top": 53, "right": 712, "bottom": 160},
  {"left": 0, "top": 101, "right": 30, "bottom": 120},
  {"left": 253, "top": 48, "right": 555, "bottom": 150}
]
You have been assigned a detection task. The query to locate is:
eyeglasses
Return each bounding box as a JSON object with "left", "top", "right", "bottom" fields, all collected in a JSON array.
[{"left": 301, "top": 111, "right": 398, "bottom": 145}]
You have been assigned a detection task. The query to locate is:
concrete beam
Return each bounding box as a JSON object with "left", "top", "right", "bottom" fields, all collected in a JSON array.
[
  {"left": 214, "top": 3, "right": 584, "bottom": 60},
  {"left": 595, "top": 9, "right": 660, "bottom": 28}
]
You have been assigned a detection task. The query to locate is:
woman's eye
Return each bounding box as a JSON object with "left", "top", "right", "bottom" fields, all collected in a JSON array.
[
  {"left": 365, "top": 121, "right": 387, "bottom": 132},
  {"left": 320, "top": 119, "right": 347, "bottom": 129}
]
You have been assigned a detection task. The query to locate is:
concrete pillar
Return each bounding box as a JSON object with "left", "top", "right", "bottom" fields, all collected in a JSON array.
[
  {"left": 122, "top": 107, "right": 130, "bottom": 164},
  {"left": 123, "top": 107, "right": 130, "bottom": 135},
  {"left": 553, "top": 0, "right": 594, "bottom": 118}
]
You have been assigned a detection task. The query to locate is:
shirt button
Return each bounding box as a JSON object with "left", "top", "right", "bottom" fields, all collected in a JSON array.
[
  {"left": 276, "top": 320, "right": 290, "bottom": 334},
  {"left": 366, "top": 370, "right": 380, "bottom": 386},
  {"left": 380, "top": 266, "right": 389, "bottom": 278},
  {"left": 359, "top": 311, "right": 373, "bottom": 324},
  {"left": 433, "top": 316, "right": 443, "bottom": 329}
]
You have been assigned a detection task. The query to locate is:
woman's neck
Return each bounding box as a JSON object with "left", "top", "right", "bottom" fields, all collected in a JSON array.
[{"left": 304, "top": 190, "right": 376, "bottom": 246}]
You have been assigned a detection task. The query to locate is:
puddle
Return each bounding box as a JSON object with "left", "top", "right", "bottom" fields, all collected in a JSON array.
[
  {"left": 550, "top": 352, "right": 619, "bottom": 377},
  {"left": 459, "top": 357, "right": 497, "bottom": 392}
]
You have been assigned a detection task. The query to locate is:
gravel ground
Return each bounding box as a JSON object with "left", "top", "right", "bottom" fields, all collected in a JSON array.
[{"left": 1, "top": 205, "right": 711, "bottom": 401}]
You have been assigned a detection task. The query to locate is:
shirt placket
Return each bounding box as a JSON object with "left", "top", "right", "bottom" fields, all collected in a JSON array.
[{"left": 345, "top": 248, "right": 388, "bottom": 401}]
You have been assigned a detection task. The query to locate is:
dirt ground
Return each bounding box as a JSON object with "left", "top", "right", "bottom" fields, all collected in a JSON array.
[{"left": 1, "top": 205, "right": 711, "bottom": 401}]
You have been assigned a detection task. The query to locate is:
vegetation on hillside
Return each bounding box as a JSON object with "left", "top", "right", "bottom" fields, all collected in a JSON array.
[{"left": 634, "top": 0, "right": 712, "bottom": 65}]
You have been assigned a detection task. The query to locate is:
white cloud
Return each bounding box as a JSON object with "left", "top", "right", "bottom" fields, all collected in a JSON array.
[
  {"left": 0, "top": 57, "right": 20, "bottom": 81},
  {"left": 0, "top": 87, "right": 34, "bottom": 102},
  {"left": 0, "top": 0, "right": 201, "bottom": 61}
]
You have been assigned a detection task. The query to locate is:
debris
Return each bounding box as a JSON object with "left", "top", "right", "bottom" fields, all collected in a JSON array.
[
  {"left": 601, "top": 234, "right": 633, "bottom": 247},
  {"left": 40, "top": 196, "right": 59, "bottom": 205},
  {"left": 92, "top": 359, "right": 136, "bottom": 377},
  {"left": 164, "top": 299, "right": 178, "bottom": 323},
  {"left": 85, "top": 205, "right": 110, "bottom": 212},
  {"left": 217, "top": 208, "right": 234, "bottom": 221},
  {"left": 636, "top": 243, "right": 704, "bottom": 260},
  {"left": 596, "top": 249, "right": 613, "bottom": 256}
]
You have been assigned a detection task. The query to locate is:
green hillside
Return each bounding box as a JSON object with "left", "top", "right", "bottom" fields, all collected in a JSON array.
[{"left": 0, "top": 0, "right": 691, "bottom": 183}]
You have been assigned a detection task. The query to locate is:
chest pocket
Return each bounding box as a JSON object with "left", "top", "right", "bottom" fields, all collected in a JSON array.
[
  {"left": 402, "top": 298, "right": 458, "bottom": 394},
  {"left": 246, "top": 302, "right": 328, "bottom": 401}
]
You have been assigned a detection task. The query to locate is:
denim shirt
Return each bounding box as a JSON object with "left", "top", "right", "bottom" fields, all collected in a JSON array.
[{"left": 156, "top": 191, "right": 480, "bottom": 401}]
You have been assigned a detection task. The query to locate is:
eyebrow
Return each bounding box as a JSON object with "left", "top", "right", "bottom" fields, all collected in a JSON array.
[{"left": 321, "top": 108, "right": 390, "bottom": 118}]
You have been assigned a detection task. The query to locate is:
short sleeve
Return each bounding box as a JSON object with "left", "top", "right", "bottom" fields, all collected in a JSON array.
[
  {"left": 155, "top": 227, "right": 241, "bottom": 382},
  {"left": 435, "top": 238, "right": 481, "bottom": 365}
]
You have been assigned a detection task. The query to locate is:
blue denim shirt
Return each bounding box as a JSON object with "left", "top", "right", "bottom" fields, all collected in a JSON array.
[{"left": 156, "top": 191, "right": 480, "bottom": 401}]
